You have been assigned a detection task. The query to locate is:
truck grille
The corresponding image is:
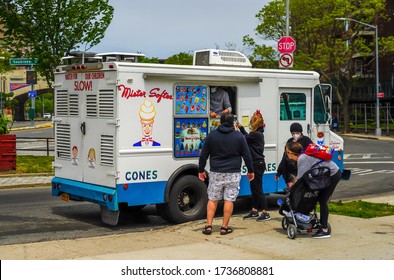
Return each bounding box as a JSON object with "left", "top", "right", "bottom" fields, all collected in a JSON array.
[
  {"left": 56, "top": 90, "right": 69, "bottom": 116},
  {"left": 100, "top": 135, "right": 114, "bottom": 166},
  {"left": 99, "top": 89, "right": 115, "bottom": 118},
  {"left": 69, "top": 94, "right": 79, "bottom": 116},
  {"left": 56, "top": 124, "right": 71, "bottom": 159},
  {"left": 86, "top": 94, "right": 98, "bottom": 117}
]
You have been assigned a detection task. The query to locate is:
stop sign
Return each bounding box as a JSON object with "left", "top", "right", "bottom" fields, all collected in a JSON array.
[{"left": 278, "top": 36, "right": 296, "bottom": 53}]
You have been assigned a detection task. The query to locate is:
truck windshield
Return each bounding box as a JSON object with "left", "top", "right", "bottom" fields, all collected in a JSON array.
[{"left": 313, "top": 85, "right": 328, "bottom": 124}]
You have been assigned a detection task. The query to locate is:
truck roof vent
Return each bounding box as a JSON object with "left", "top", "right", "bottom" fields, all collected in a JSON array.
[
  {"left": 193, "top": 49, "right": 252, "bottom": 67},
  {"left": 61, "top": 51, "right": 99, "bottom": 65},
  {"left": 95, "top": 52, "right": 145, "bottom": 62}
]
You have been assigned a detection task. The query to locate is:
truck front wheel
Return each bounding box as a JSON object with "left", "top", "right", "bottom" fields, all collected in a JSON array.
[{"left": 164, "top": 175, "right": 207, "bottom": 224}]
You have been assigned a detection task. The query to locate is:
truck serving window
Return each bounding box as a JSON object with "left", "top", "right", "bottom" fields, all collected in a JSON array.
[
  {"left": 313, "top": 85, "right": 328, "bottom": 124},
  {"left": 279, "top": 93, "right": 306, "bottom": 120}
]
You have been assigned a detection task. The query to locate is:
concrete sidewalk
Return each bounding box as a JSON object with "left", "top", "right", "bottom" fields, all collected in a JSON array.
[
  {"left": 0, "top": 173, "right": 53, "bottom": 189},
  {"left": 0, "top": 195, "right": 393, "bottom": 260}
]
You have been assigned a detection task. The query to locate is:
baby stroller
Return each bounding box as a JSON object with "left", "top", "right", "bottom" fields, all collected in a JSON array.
[{"left": 278, "top": 165, "right": 331, "bottom": 239}]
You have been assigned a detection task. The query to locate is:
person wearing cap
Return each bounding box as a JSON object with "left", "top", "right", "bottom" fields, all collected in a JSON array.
[
  {"left": 199, "top": 112, "right": 254, "bottom": 235},
  {"left": 237, "top": 110, "right": 270, "bottom": 221},
  {"left": 275, "top": 122, "right": 313, "bottom": 187}
]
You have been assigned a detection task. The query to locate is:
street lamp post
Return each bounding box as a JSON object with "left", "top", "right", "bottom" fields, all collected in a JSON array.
[
  {"left": 285, "top": 0, "right": 290, "bottom": 36},
  {"left": 336, "top": 17, "right": 381, "bottom": 136},
  {"left": 0, "top": 56, "right": 5, "bottom": 116}
]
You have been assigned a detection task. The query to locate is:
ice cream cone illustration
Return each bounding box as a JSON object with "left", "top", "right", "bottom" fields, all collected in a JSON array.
[{"left": 133, "top": 99, "right": 161, "bottom": 147}]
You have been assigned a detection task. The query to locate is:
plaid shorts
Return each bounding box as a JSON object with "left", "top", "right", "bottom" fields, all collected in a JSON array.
[{"left": 207, "top": 171, "right": 241, "bottom": 202}]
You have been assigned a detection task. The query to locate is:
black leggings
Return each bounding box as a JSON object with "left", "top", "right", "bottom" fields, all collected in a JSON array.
[
  {"left": 250, "top": 161, "right": 267, "bottom": 211},
  {"left": 318, "top": 170, "right": 341, "bottom": 228}
]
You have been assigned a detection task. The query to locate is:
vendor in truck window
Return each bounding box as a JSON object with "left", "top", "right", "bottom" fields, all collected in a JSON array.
[{"left": 209, "top": 86, "right": 232, "bottom": 118}]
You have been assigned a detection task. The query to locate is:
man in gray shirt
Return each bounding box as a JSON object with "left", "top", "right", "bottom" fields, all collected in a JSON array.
[{"left": 210, "top": 87, "right": 232, "bottom": 118}]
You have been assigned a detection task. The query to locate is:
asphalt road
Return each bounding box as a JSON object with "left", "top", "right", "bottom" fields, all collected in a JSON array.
[
  {"left": 0, "top": 186, "right": 260, "bottom": 246},
  {"left": 335, "top": 136, "right": 394, "bottom": 199}
]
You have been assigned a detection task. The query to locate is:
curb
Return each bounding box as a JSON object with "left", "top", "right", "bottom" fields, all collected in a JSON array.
[
  {"left": 0, "top": 173, "right": 54, "bottom": 178},
  {"left": 0, "top": 182, "right": 51, "bottom": 190},
  {"left": 10, "top": 122, "right": 53, "bottom": 132},
  {"left": 341, "top": 133, "right": 394, "bottom": 141}
]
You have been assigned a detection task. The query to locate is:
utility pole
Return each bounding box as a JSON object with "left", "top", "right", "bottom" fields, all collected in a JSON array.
[{"left": 286, "top": 0, "right": 290, "bottom": 36}]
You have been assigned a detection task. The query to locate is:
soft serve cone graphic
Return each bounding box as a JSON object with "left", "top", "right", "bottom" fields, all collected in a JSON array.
[{"left": 139, "top": 99, "right": 156, "bottom": 123}]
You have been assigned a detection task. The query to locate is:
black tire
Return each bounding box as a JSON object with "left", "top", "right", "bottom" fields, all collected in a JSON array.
[
  {"left": 281, "top": 217, "right": 288, "bottom": 230},
  {"left": 327, "top": 223, "right": 332, "bottom": 234},
  {"left": 164, "top": 175, "right": 208, "bottom": 224},
  {"left": 287, "top": 224, "right": 297, "bottom": 239}
]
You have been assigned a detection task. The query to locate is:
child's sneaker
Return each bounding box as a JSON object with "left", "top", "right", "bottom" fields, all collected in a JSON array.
[
  {"left": 256, "top": 212, "right": 271, "bottom": 221},
  {"left": 311, "top": 228, "right": 330, "bottom": 239},
  {"left": 243, "top": 210, "right": 259, "bottom": 219}
]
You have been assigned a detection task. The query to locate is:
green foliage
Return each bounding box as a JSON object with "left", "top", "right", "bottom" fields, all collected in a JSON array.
[
  {"left": 140, "top": 52, "right": 193, "bottom": 65},
  {"left": 0, "top": 0, "right": 114, "bottom": 89},
  {"left": 328, "top": 200, "right": 394, "bottom": 218},
  {"left": 0, "top": 114, "right": 12, "bottom": 134},
  {"left": 164, "top": 52, "right": 193, "bottom": 65},
  {"left": 15, "top": 156, "right": 54, "bottom": 174},
  {"left": 0, "top": 50, "right": 14, "bottom": 73},
  {"left": 139, "top": 57, "right": 160, "bottom": 64}
]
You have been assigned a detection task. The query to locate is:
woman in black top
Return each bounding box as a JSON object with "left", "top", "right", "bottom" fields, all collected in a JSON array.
[{"left": 237, "top": 110, "right": 270, "bottom": 221}]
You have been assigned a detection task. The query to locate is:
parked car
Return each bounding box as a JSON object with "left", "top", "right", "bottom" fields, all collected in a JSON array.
[{"left": 43, "top": 113, "right": 52, "bottom": 120}]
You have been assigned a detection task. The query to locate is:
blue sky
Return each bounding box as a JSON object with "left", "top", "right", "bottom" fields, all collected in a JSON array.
[{"left": 90, "top": 0, "right": 272, "bottom": 58}]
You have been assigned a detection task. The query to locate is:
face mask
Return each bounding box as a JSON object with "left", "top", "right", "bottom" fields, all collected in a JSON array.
[
  {"left": 211, "top": 87, "right": 217, "bottom": 94},
  {"left": 292, "top": 133, "right": 301, "bottom": 141}
]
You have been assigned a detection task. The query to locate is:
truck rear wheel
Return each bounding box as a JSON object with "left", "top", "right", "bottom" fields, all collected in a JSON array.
[{"left": 164, "top": 175, "right": 207, "bottom": 224}]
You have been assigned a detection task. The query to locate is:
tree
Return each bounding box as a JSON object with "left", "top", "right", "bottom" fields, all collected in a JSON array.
[
  {"left": 244, "top": 0, "right": 394, "bottom": 133},
  {"left": 0, "top": 0, "right": 114, "bottom": 89},
  {"left": 164, "top": 52, "right": 193, "bottom": 65}
]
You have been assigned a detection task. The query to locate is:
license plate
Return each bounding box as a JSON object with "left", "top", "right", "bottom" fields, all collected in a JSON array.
[{"left": 61, "top": 193, "right": 70, "bottom": 202}]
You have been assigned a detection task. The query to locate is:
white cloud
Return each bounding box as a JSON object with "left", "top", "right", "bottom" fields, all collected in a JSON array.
[{"left": 90, "top": 0, "right": 271, "bottom": 58}]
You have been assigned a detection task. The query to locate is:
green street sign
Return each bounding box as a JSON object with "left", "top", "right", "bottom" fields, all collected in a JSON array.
[{"left": 9, "top": 58, "right": 39, "bottom": 65}]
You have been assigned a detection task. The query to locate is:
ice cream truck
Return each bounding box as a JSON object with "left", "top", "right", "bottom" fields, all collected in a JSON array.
[{"left": 51, "top": 49, "right": 347, "bottom": 225}]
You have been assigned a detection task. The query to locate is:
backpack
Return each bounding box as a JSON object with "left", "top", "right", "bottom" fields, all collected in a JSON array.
[
  {"left": 304, "top": 143, "right": 334, "bottom": 161},
  {"left": 303, "top": 165, "right": 331, "bottom": 191}
]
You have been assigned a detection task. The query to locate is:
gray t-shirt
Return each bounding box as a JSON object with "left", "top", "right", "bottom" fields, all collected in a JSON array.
[
  {"left": 210, "top": 88, "right": 232, "bottom": 114},
  {"left": 297, "top": 153, "right": 339, "bottom": 179}
]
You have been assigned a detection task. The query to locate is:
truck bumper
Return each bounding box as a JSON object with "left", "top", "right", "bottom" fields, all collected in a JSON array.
[{"left": 51, "top": 177, "right": 118, "bottom": 211}]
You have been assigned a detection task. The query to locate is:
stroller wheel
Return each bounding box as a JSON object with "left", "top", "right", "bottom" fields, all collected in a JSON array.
[
  {"left": 287, "top": 224, "right": 297, "bottom": 239},
  {"left": 327, "top": 223, "right": 332, "bottom": 234},
  {"left": 281, "top": 217, "right": 288, "bottom": 230}
]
